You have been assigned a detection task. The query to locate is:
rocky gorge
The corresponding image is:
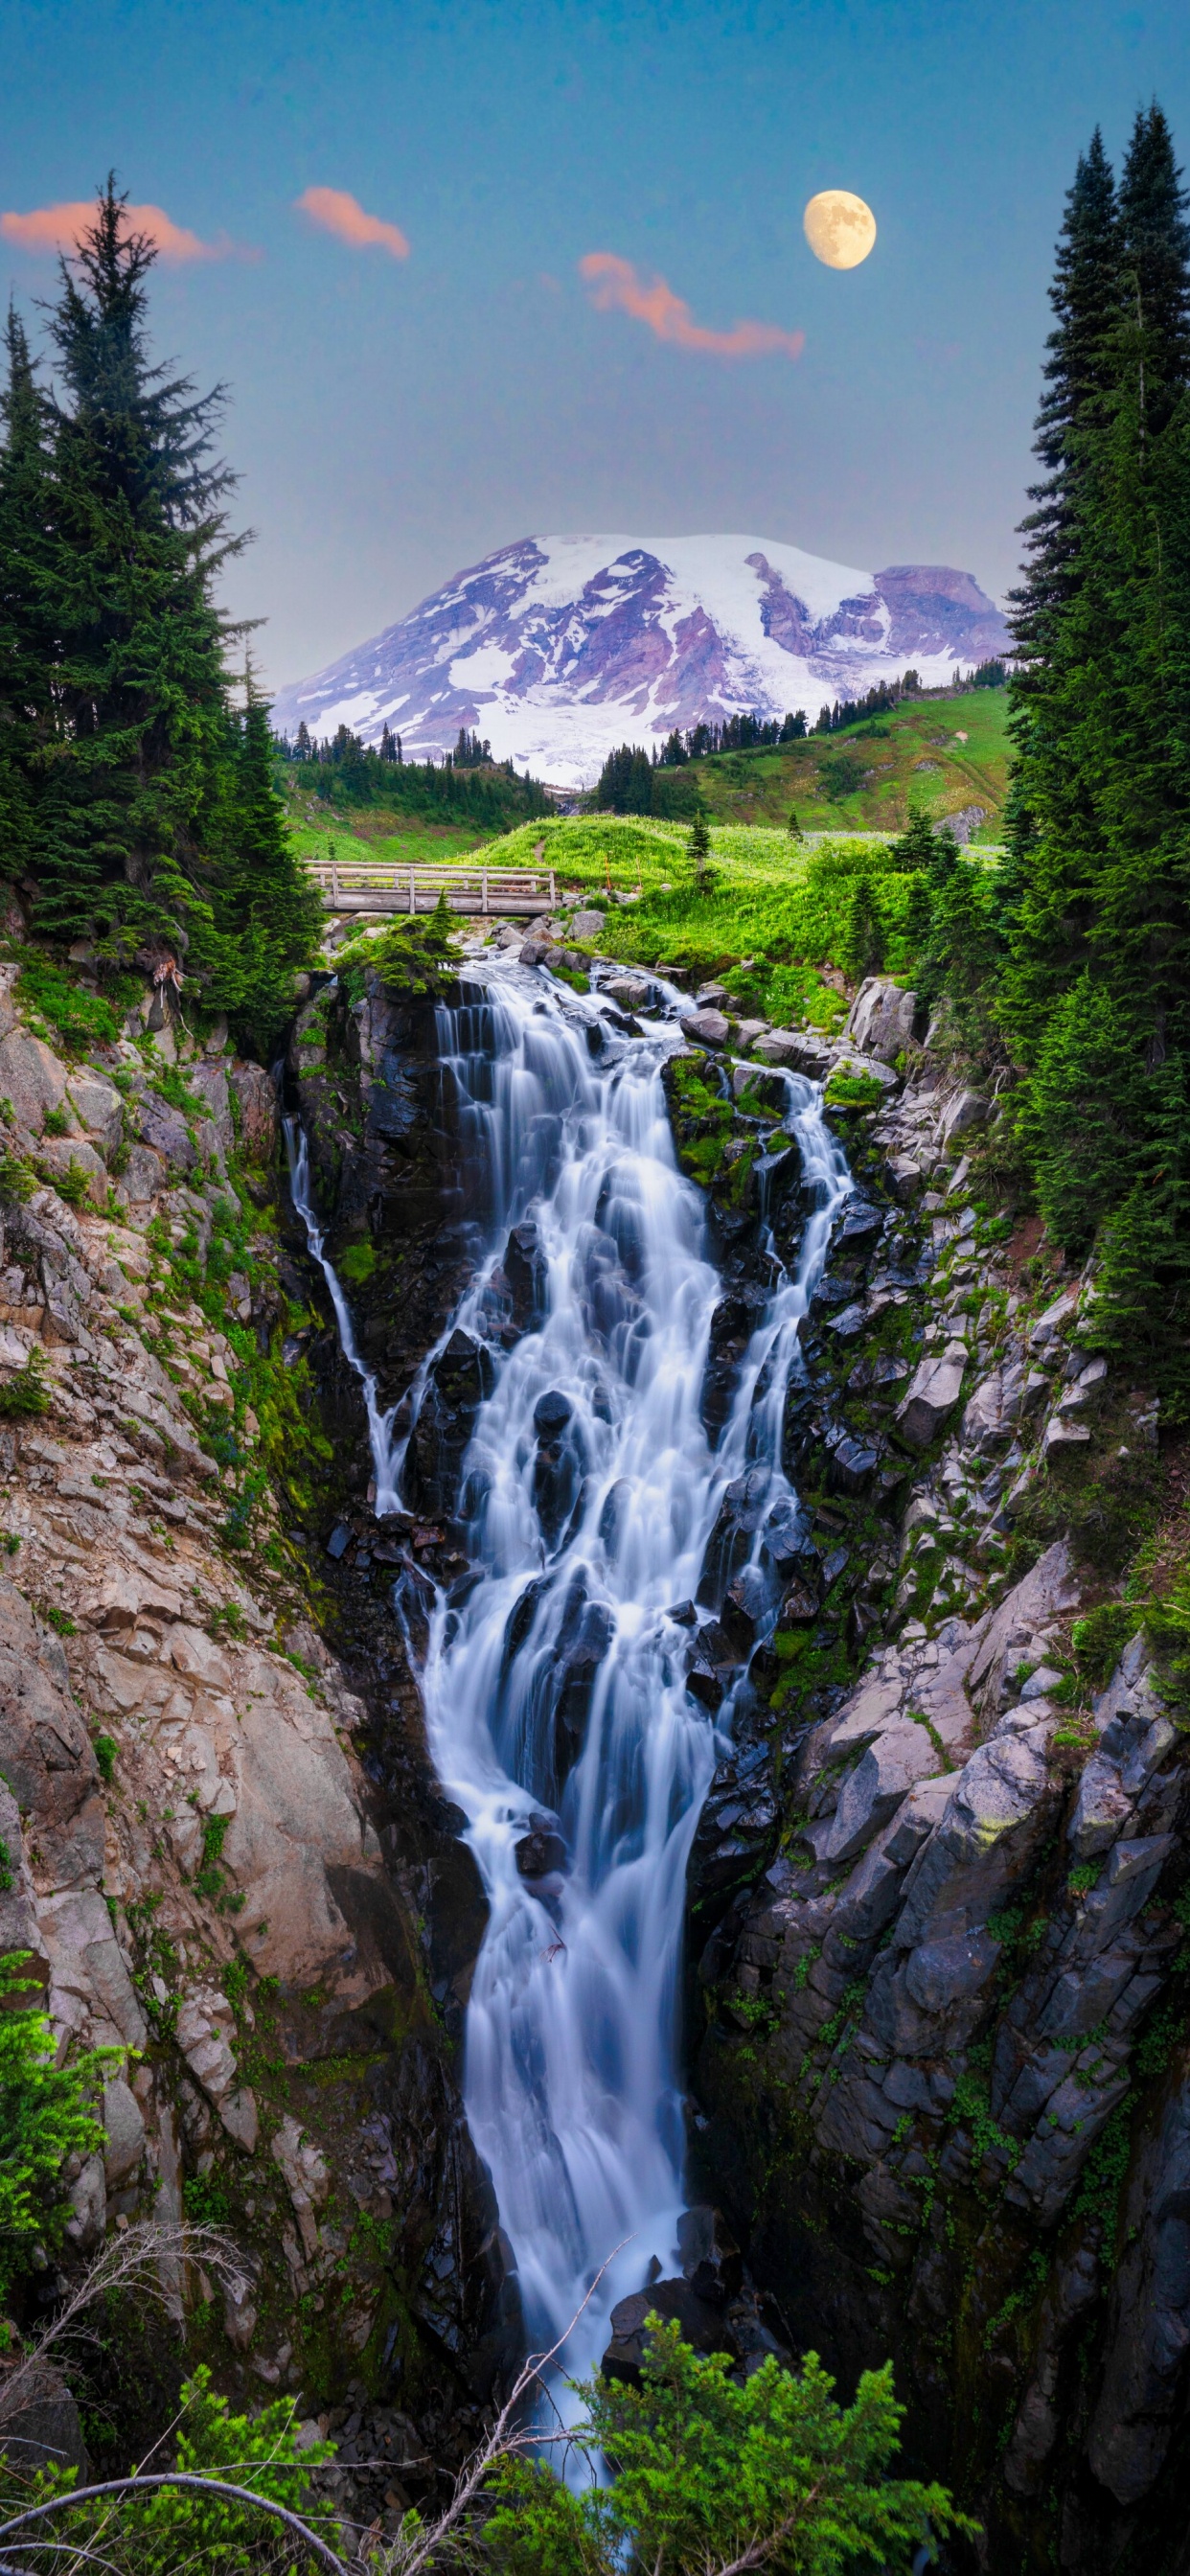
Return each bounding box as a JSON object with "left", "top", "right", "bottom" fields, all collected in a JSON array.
[{"left": 2, "top": 928, "right": 1189, "bottom": 2572}]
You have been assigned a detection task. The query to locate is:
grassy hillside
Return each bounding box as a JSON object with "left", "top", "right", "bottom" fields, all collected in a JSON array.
[
  {"left": 680, "top": 685, "right": 1011, "bottom": 840},
  {"left": 279, "top": 767, "right": 491, "bottom": 867},
  {"left": 456, "top": 811, "right": 1001, "bottom": 1029}
]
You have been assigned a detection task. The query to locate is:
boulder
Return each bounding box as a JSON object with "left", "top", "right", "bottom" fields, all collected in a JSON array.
[
  {"left": 228, "top": 1063, "right": 278, "bottom": 1162},
  {"left": 271, "top": 2112, "right": 332, "bottom": 2257},
  {"left": 137, "top": 1092, "right": 195, "bottom": 1176},
  {"left": 34, "top": 1137, "right": 108, "bottom": 1210},
  {"left": 894, "top": 1351, "right": 967, "bottom": 1448},
  {"left": 571, "top": 909, "right": 605, "bottom": 940},
  {"left": 679, "top": 1009, "right": 730, "bottom": 1049},
  {"left": 602, "top": 2279, "right": 740, "bottom": 2383},
  {"left": 0, "top": 1029, "right": 69, "bottom": 1133},
  {"left": 103, "top": 2076, "right": 147, "bottom": 2184},
  {"left": 940, "top": 1089, "right": 989, "bottom": 1148},
  {"left": 824, "top": 1724, "right": 937, "bottom": 1867},
  {"left": 0, "top": 2362, "right": 88, "bottom": 2481},
  {"left": 676, "top": 2205, "right": 743, "bottom": 2304},
  {"left": 67, "top": 1070, "right": 124, "bottom": 1149},
  {"left": 754, "top": 1029, "right": 832, "bottom": 1076},
  {"left": 605, "top": 974, "right": 651, "bottom": 1011},
  {"left": 186, "top": 1061, "right": 235, "bottom": 1157},
  {"left": 845, "top": 978, "right": 917, "bottom": 1060}
]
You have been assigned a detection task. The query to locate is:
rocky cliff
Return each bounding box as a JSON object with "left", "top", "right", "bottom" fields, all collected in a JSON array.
[
  {"left": 9, "top": 929, "right": 1190, "bottom": 2571},
  {"left": 0, "top": 958, "right": 510, "bottom": 2531},
  {"left": 669, "top": 976, "right": 1190, "bottom": 2574}
]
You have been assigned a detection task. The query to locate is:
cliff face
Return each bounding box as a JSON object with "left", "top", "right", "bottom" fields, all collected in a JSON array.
[
  {"left": 14, "top": 941, "right": 1190, "bottom": 2564},
  {"left": 680, "top": 989, "right": 1190, "bottom": 2573},
  {"left": 0, "top": 963, "right": 510, "bottom": 2524}
]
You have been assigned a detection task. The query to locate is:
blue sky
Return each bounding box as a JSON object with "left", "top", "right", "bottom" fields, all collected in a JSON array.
[{"left": 2, "top": 0, "right": 1186, "bottom": 689}]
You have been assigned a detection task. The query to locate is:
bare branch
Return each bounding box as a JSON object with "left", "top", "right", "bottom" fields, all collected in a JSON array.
[
  {"left": 0, "top": 2474, "right": 347, "bottom": 2576},
  {"left": 375, "top": 2243, "right": 633, "bottom": 2576},
  {"left": 0, "top": 2225, "right": 238, "bottom": 2435}
]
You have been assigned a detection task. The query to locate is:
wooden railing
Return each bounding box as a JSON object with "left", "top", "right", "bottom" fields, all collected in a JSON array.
[{"left": 306, "top": 859, "right": 559, "bottom": 916}]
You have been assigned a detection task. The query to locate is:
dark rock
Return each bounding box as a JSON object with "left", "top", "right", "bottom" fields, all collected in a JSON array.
[
  {"left": 699, "top": 1288, "right": 767, "bottom": 1445},
  {"left": 676, "top": 2205, "right": 744, "bottom": 2305},
  {"left": 532, "top": 1392, "right": 585, "bottom": 1549},
  {"left": 550, "top": 1578, "right": 615, "bottom": 1782},
  {"left": 504, "top": 1223, "right": 548, "bottom": 1338},
  {"left": 827, "top": 1432, "right": 880, "bottom": 1498},
  {"left": 598, "top": 1479, "right": 630, "bottom": 1561},
  {"left": 403, "top": 1330, "right": 495, "bottom": 1517},
  {"left": 326, "top": 1522, "right": 354, "bottom": 1560},
  {"left": 833, "top": 1202, "right": 883, "bottom": 1252},
  {"left": 602, "top": 2278, "right": 741, "bottom": 2383},
  {"left": 697, "top": 1468, "right": 769, "bottom": 1608},
  {"left": 515, "top": 1821, "right": 567, "bottom": 1877},
  {"left": 685, "top": 1620, "right": 742, "bottom": 1712},
  {"left": 0, "top": 2362, "right": 88, "bottom": 2481}
]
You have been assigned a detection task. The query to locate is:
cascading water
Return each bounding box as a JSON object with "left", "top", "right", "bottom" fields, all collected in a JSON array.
[{"left": 288, "top": 963, "right": 851, "bottom": 2379}]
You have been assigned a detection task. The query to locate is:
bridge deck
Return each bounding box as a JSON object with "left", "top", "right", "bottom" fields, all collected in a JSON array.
[{"left": 307, "top": 862, "right": 560, "bottom": 917}]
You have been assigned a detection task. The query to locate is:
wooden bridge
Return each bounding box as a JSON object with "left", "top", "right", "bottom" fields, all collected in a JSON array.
[{"left": 307, "top": 857, "right": 560, "bottom": 916}]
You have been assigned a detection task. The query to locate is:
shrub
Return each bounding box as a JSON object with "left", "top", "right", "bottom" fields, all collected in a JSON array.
[
  {"left": 0, "top": 1348, "right": 51, "bottom": 1420},
  {"left": 484, "top": 2318, "right": 973, "bottom": 2575},
  {"left": 0, "top": 1952, "right": 114, "bottom": 2289},
  {"left": 14, "top": 960, "right": 124, "bottom": 1056}
]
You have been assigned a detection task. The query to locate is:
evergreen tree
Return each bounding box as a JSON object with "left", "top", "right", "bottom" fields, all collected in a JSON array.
[
  {"left": 687, "top": 807, "right": 712, "bottom": 890},
  {"left": 0, "top": 307, "right": 52, "bottom": 886},
  {"left": 33, "top": 178, "right": 245, "bottom": 961},
  {"left": 210, "top": 688, "right": 324, "bottom": 1054},
  {"left": 841, "top": 878, "right": 883, "bottom": 983}
]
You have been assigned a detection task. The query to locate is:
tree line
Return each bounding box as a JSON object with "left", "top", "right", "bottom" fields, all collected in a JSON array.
[
  {"left": 280, "top": 715, "right": 553, "bottom": 830},
  {"left": 951, "top": 101, "right": 1190, "bottom": 1384},
  {"left": 0, "top": 181, "right": 322, "bottom": 1054}
]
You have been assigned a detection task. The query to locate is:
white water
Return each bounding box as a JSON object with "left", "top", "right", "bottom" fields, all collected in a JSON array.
[{"left": 288, "top": 965, "right": 850, "bottom": 2377}]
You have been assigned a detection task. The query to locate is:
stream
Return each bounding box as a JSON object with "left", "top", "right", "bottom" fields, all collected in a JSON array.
[{"left": 287, "top": 962, "right": 851, "bottom": 2380}]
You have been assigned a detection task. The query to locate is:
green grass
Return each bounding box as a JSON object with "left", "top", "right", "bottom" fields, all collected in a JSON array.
[
  {"left": 281, "top": 771, "right": 487, "bottom": 868},
  {"left": 688, "top": 687, "right": 1012, "bottom": 840},
  {"left": 465, "top": 813, "right": 996, "bottom": 1002}
]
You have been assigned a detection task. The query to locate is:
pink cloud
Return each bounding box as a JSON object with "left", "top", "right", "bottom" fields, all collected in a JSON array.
[
  {"left": 296, "top": 187, "right": 410, "bottom": 260},
  {"left": 0, "top": 200, "right": 227, "bottom": 262},
  {"left": 579, "top": 252, "right": 804, "bottom": 360}
]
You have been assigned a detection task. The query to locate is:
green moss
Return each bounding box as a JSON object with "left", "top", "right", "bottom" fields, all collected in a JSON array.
[{"left": 337, "top": 1240, "right": 377, "bottom": 1285}]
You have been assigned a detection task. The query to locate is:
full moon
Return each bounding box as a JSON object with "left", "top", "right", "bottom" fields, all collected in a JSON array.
[{"left": 803, "top": 190, "right": 877, "bottom": 269}]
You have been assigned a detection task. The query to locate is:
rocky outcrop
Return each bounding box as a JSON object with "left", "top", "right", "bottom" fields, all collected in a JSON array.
[
  {"left": 0, "top": 972, "right": 513, "bottom": 2515},
  {"left": 675, "top": 1029, "right": 1190, "bottom": 2569}
]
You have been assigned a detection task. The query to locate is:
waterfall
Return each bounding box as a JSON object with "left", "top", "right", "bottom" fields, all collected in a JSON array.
[{"left": 288, "top": 965, "right": 851, "bottom": 2379}]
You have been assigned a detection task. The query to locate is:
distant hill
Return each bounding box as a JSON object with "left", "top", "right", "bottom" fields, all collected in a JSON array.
[
  {"left": 687, "top": 684, "right": 1011, "bottom": 840},
  {"left": 272, "top": 534, "right": 1010, "bottom": 792}
]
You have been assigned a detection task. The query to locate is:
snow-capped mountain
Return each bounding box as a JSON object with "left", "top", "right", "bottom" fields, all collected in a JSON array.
[{"left": 273, "top": 534, "right": 1009, "bottom": 791}]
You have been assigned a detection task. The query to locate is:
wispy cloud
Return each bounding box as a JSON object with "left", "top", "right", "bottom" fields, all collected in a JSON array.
[
  {"left": 579, "top": 252, "right": 804, "bottom": 359},
  {"left": 0, "top": 200, "right": 228, "bottom": 262},
  {"left": 296, "top": 187, "right": 410, "bottom": 260}
]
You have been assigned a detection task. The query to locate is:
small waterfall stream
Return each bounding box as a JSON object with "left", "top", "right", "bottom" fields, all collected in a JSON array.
[{"left": 288, "top": 963, "right": 851, "bottom": 2379}]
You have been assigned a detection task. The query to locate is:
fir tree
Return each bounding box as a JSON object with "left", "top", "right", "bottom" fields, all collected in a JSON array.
[
  {"left": 688, "top": 807, "right": 712, "bottom": 890},
  {"left": 210, "top": 688, "right": 324, "bottom": 1054},
  {"left": 34, "top": 177, "right": 245, "bottom": 961},
  {"left": 0, "top": 306, "right": 52, "bottom": 886}
]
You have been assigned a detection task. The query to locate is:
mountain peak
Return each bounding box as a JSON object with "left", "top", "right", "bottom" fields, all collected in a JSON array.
[{"left": 273, "top": 534, "right": 1008, "bottom": 790}]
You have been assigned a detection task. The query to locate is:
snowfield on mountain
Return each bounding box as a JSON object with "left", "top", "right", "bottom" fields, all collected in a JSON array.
[{"left": 272, "top": 533, "right": 1009, "bottom": 787}]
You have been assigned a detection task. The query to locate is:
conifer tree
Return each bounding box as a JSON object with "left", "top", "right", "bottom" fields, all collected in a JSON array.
[
  {"left": 34, "top": 178, "right": 244, "bottom": 959},
  {"left": 688, "top": 807, "right": 712, "bottom": 890},
  {"left": 210, "top": 687, "right": 324, "bottom": 1052},
  {"left": 0, "top": 306, "right": 51, "bottom": 884}
]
